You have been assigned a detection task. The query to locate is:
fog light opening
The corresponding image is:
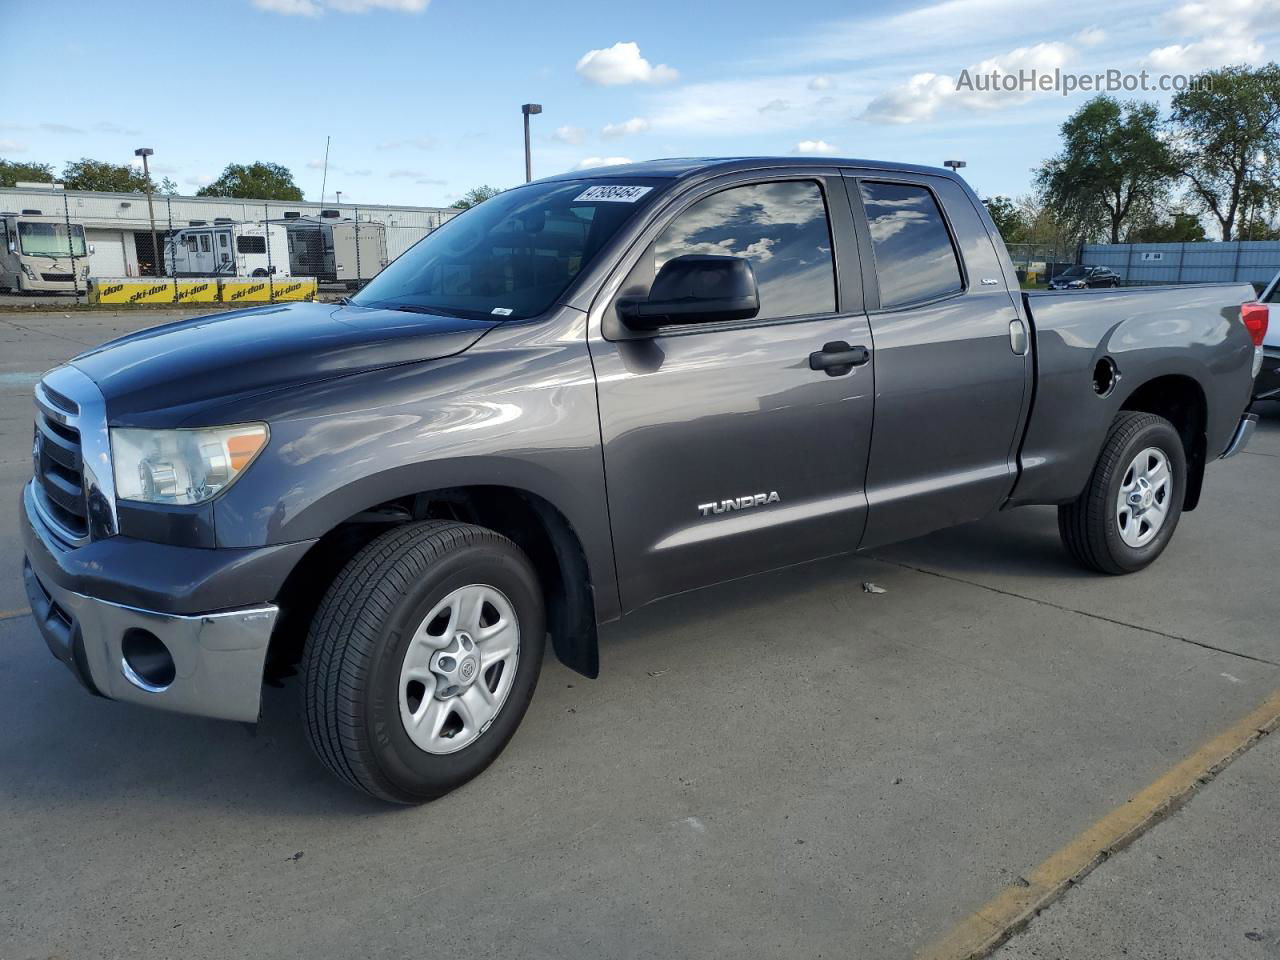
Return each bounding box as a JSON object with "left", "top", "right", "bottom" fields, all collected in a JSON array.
[
  {"left": 1093, "top": 357, "right": 1119, "bottom": 397},
  {"left": 121, "top": 629, "right": 175, "bottom": 692}
]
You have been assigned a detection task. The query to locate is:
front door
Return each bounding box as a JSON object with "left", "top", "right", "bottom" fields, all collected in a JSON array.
[
  {"left": 590, "top": 174, "right": 876, "bottom": 611},
  {"left": 847, "top": 174, "right": 1031, "bottom": 548}
]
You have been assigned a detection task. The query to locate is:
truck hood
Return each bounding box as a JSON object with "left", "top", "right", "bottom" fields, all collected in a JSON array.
[{"left": 70, "top": 301, "right": 499, "bottom": 421}]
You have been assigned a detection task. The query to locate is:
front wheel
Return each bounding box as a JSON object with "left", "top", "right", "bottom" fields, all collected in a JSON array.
[
  {"left": 302, "top": 521, "right": 545, "bottom": 803},
  {"left": 1058, "top": 411, "right": 1187, "bottom": 575}
]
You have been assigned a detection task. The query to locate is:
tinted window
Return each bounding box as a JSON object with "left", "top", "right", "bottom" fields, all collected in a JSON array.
[
  {"left": 859, "top": 181, "right": 962, "bottom": 308},
  {"left": 237, "top": 235, "right": 267, "bottom": 254},
  {"left": 354, "top": 179, "right": 662, "bottom": 320},
  {"left": 654, "top": 181, "right": 835, "bottom": 320}
]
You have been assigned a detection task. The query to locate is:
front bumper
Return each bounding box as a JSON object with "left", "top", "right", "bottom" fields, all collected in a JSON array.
[{"left": 22, "top": 482, "right": 312, "bottom": 722}]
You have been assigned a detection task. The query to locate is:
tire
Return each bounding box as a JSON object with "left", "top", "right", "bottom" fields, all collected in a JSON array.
[
  {"left": 302, "top": 521, "right": 545, "bottom": 803},
  {"left": 1058, "top": 411, "right": 1187, "bottom": 575}
]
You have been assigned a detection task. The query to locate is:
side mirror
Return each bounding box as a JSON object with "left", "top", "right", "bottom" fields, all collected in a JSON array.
[
  {"left": 618, "top": 254, "right": 760, "bottom": 330},
  {"left": 88, "top": 243, "right": 96, "bottom": 255},
  {"left": 6, "top": 240, "right": 14, "bottom": 254}
]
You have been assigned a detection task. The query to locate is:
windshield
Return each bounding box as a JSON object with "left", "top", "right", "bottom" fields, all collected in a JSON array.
[
  {"left": 1059, "top": 266, "right": 1087, "bottom": 278},
  {"left": 353, "top": 179, "right": 664, "bottom": 320},
  {"left": 18, "top": 221, "right": 87, "bottom": 258}
]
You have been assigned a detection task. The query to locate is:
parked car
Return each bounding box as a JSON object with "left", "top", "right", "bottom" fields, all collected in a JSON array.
[
  {"left": 21, "top": 157, "right": 1263, "bottom": 803},
  {"left": 1250, "top": 269, "right": 1280, "bottom": 402},
  {"left": 1048, "top": 264, "right": 1121, "bottom": 289}
]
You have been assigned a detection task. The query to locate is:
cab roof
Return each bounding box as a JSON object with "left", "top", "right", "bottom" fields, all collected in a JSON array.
[{"left": 536, "top": 156, "right": 961, "bottom": 184}]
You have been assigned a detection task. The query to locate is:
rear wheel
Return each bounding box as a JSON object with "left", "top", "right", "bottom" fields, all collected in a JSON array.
[
  {"left": 302, "top": 521, "right": 545, "bottom": 803},
  {"left": 1059, "top": 411, "right": 1186, "bottom": 575}
]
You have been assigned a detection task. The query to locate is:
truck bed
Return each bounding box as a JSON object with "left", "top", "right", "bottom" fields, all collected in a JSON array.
[{"left": 1009, "top": 282, "right": 1258, "bottom": 507}]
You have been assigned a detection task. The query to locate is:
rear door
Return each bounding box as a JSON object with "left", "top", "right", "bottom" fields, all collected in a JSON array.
[
  {"left": 846, "top": 172, "right": 1030, "bottom": 548},
  {"left": 590, "top": 171, "right": 876, "bottom": 611}
]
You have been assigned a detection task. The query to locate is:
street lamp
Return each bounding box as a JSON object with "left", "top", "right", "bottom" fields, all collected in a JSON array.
[
  {"left": 336, "top": 190, "right": 342, "bottom": 207},
  {"left": 521, "top": 103, "right": 542, "bottom": 183},
  {"left": 944, "top": 159, "right": 967, "bottom": 175},
  {"left": 134, "top": 147, "right": 162, "bottom": 278}
]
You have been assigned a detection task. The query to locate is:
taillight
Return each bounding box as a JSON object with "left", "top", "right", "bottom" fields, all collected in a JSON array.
[{"left": 1241, "top": 302, "right": 1269, "bottom": 347}]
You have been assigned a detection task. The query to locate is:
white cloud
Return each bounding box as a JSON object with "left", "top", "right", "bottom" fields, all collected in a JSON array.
[
  {"left": 377, "top": 136, "right": 436, "bottom": 150},
  {"left": 602, "top": 116, "right": 650, "bottom": 138},
  {"left": 1143, "top": 0, "right": 1272, "bottom": 71},
  {"left": 1074, "top": 25, "right": 1106, "bottom": 47},
  {"left": 388, "top": 168, "right": 446, "bottom": 184},
  {"left": 552, "top": 125, "right": 586, "bottom": 145},
  {"left": 0, "top": 139, "right": 27, "bottom": 153},
  {"left": 862, "top": 41, "right": 1073, "bottom": 124},
  {"left": 184, "top": 174, "right": 214, "bottom": 187},
  {"left": 1146, "top": 35, "right": 1265, "bottom": 71},
  {"left": 576, "top": 42, "right": 677, "bottom": 86},
  {"left": 808, "top": 76, "right": 833, "bottom": 90},
  {"left": 252, "top": 0, "right": 428, "bottom": 13},
  {"left": 575, "top": 156, "right": 632, "bottom": 170},
  {"left": 794, "top": 139, "right": 839, "bottom": 155},
  {"left": 759, "top": 99, "right": 791, "bottom": 113}
]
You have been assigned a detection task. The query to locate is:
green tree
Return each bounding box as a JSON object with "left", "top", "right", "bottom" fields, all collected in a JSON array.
[
  {"left": 158, "top": 176, "right": 179, "bottom": 196},
  {"left": 1037, "top": 96, "right": 1177, "bottom": 243},
  {"left": 60, "top": 157, "right": 152, "bottom": 192},
  {"left": 982, "top": 195, "right": 1026, "bottom": 242},
  {"left": 196, "top": 162, "right": 304, "bottom": 201},
  {"left": 1126, "top": 211, "right": 1207, "bottom": 243},
  {"left": 1170, "top": 64, "right": 1280, "bottom": 241},
  {"left": 450, "top": 185, "right": 502, "bottom": 210},
  {"left": 0, "top": 159, "right": 55, "bottom": 188}
]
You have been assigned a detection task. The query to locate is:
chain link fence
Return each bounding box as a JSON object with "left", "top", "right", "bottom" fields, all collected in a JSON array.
[{"left": 0, "top": 186, "right": 457, "bottom": 305}]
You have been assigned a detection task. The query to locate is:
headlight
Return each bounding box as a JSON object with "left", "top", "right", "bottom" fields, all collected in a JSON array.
[
  {"left": 111, "top": 423, "right": 269, "bottom": 505},
  {"left": 21, "top": 263, "right": 37, "bottom": 280}
]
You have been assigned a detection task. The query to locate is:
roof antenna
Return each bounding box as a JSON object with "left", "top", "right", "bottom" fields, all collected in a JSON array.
[{"left": 318, "top": 135, "right": 331, "bottom": 206}]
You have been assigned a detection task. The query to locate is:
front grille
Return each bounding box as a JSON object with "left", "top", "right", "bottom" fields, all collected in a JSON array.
[
  {"left": 34, "top": 410, "right": 87, "bottom": 541},
  {"left": 41, "top": 273, "right": 74, "bottom": 282},
  {"left": 31, "top": 367, "right": 117, "bottom": 547}
]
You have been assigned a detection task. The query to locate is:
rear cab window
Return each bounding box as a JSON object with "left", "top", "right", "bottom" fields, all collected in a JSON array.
[{"left": 858, "top": 181, "right": 963, "bottom": 309}]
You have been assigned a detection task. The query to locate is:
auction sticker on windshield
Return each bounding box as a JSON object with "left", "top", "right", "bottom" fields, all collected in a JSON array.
[{"left": 574, "top": 185, "right": 653, "bottom": 203}]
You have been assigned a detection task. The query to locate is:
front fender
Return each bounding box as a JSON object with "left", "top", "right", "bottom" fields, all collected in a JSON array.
[{"left": 210, "top": 312, "right": 620, "bottom": 623}]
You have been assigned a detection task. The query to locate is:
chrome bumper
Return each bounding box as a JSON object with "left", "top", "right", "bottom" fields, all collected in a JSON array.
[
  {"left": 1220, "top": 412, "right": 1258, "bottom": 460},
  {"left": 25, "top": 558, "right": 278, "bottom": 723}
]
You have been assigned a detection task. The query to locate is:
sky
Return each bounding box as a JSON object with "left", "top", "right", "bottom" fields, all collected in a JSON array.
[{"left": 3, "top": 0, "right": 1278, "bottom": 208}]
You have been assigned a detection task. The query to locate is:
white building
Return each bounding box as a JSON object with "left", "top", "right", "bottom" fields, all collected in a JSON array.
[{"left": 0, "top": 184, "right": 456, "bottom": 280}]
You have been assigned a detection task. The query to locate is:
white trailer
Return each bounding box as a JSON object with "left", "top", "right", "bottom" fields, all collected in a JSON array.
[
  {"left": 164, "top": 221, "right": 290, "bottom": 278},
  {"left": 276, "top": 216, "right": 388, "bottom": 287}
]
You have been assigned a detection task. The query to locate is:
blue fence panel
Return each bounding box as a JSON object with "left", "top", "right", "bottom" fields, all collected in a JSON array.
[{"left": 1081, "top": 241, "right": 1280, "bottom": 291}]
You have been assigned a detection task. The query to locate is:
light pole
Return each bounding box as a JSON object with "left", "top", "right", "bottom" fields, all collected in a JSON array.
[
  {"left": 522, "top": 103, "right": 542, "bottom": 183},
  {"left": 134, "top": 147, "right": 162, "bottom": 277},
  {"left": 944, "top": 159, "right": 967, "bottom": 176}
]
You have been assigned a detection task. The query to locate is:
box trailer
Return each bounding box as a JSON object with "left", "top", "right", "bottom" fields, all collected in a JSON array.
[
  {"left": 164, "top": 221, "right": 290, "bottom": 278},
  {"left": 275, "top": 216, "right": 388, "bottom": 288}
]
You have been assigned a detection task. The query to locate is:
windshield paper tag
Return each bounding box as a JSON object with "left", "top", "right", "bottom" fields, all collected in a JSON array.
[
  {"left": 491, "top": 307, "right": 514, "bottom": 316},
  {"left": 574, "top": 185, "right": 652, "bottom": 203}
]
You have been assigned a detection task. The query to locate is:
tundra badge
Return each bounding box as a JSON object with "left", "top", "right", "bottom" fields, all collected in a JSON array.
[{"left": 698, "top": 491, "right": 781, "bottom": 517}]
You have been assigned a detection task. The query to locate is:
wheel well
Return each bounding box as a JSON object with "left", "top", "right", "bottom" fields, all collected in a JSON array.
[
  {"left": 1120, "top": 374, "right": 1208, "bottom": 511},
  {"left": 266, "top": 486, "right": 599, "bottom": 684}
]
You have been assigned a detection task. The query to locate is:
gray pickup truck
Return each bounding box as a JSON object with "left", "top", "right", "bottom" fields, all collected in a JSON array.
[{"left": 21, "top": 158, "right": 1265, "bottom": 803}]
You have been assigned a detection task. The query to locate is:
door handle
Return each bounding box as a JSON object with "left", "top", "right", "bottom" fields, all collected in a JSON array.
[{"left": 809, "top": 341, "right": 870, "bottom": 376}]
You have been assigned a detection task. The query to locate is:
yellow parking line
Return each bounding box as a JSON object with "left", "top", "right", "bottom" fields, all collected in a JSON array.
[
  {"left": 916, "top": 689, "right": 1280, "bottom": 960},
  {"left": 0, "top": 607, "right": 31, "bottom": 621}
]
